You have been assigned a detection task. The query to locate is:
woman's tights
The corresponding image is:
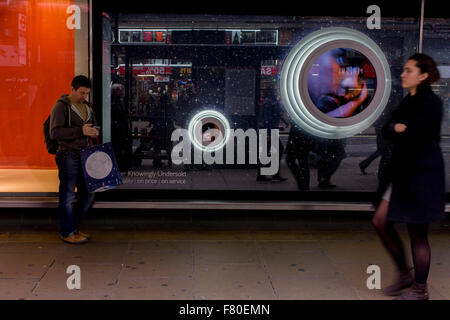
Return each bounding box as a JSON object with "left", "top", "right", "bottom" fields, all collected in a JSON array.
[
  {"left": 407, "top": 223, "right": 430, "bottom": 284},
  {"left": 372, "top": 200, "right": 430, "bottom": 284}
]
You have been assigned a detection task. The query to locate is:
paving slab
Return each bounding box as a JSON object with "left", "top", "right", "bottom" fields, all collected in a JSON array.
[
  {"left": 55, "top": 242, "right": 129, "bottom": 265},
  {"left": 192, "top": 263, "right": 276, "bottom": 300},
  {"left": 0, "top": 211, "right": 448, "bottom": 300},
  {"left": 29, "top": 263, "right": 122, "bottom": 300},
  {"left": 263, "top": 250, "right": 339, "bottom": 279},
  {"left": 0, "top": 279, "right": 38, "bottom": 300},
  {"left": 271, "top": 275, "right": 360, "bottom": 300},
  {"left": 122, "top": 242, "right": 193, "bottom": 278},
  {"left": 112, "top": 275, "right": 195, "bottom": 300},
  {"left": 0, "top": 252, "right": 55, "bottom": 279},
  {"left": 193, "top": 241, "right": 259, "bottom": 265}
]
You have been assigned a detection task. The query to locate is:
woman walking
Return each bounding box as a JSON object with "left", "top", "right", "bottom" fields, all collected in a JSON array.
[{"left": 372, "top": 53, "right": 445, "bottom": 300}]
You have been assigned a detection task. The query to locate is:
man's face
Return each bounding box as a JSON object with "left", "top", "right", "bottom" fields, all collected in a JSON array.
[
  {"left": 329, "top": 58, "right": 345, "bottom": 94},
  {"left": 71, "top": 86, "right": 90, "bottom": 103},
  {"left": 308, "top": 51, "right": 345, "bottom": 98},
  {"left": 338, "top": 67, "right": 362, "bottom": 100}
]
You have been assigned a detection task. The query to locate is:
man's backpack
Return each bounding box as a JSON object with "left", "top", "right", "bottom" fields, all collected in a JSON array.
[{"left": 43, "top": 102, "right": 71, "bottom": 154}]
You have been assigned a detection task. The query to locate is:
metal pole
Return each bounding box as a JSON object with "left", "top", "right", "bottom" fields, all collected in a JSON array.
[
  {"left": 419, "top": 0, "right": 425, "bottom": 53},
  {"left": 89, "top": 0, "right": 93, "bottom": 81}
]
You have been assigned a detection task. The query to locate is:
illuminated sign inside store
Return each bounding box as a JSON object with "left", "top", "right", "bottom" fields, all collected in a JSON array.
[
  {"left": 119, "top": 29, "right": 278, "bottom": 45},
  {"left": 154, "top": 76, "right": 170, "bottom": 82},
  {"left": 261, "top": 66, "right": 278, "bottom": 76},
  {"left": 117, "top": 66, "right": 171, "bottom": 76},
  {"left": 155, "top": 31, "right": 165, "bottom": 42},
  {"left": 179, "top": 68, "right": 192, "bottom": 74}
]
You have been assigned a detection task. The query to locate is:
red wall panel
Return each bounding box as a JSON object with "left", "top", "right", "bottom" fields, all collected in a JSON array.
[{"left": 0, "top": 0, "right": 75, "bottom": 168}]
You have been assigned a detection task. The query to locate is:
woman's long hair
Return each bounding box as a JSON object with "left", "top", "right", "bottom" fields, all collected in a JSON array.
[{"left": 407, "top": 53, "right": 440, "bottom": 84}]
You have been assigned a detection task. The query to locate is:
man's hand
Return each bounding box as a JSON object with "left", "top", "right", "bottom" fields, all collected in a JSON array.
[
  {"left": 82, "top": 124, "right": 99, "bottom": 137},
  {"left": 355, "top": 82, "right": 368, "bottom": 104},
  {"left": 394, "top": 123, "right": 407, "bottom": 133}
]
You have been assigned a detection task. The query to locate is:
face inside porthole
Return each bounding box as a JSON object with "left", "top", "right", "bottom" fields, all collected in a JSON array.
[
  {"left": 307, "top": 48, "right": 377, "bottom": 118},
  {"left": 201, "top": 122, "right": 220, "bottom": 146}
]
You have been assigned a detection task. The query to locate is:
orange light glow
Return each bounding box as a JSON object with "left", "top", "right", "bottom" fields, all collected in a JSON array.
[{"left": 0, "top": 0, "right": 75, "bottom": 168}]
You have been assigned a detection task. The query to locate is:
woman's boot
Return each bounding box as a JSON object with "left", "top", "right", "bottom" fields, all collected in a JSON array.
[
  {"left": 393, "top": 282, "right": 429, "bottom": 300},
  {"left": 382, "top": 269, "right": 413, "bottom": 296}
]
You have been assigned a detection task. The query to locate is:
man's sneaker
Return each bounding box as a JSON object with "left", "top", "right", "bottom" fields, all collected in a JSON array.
[
  {"left": 75, "top": 230, "right": 91, "bottom": 240},
  {"left": 60, "top": 233, "right": 88, "bottom": 244}
]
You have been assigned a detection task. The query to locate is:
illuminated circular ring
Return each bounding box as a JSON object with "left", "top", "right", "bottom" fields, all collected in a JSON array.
[
  {"left": 188, "top": 109, "right": 231, "bottom": 152},
  {"left": 280, "top": 27, "right": 391, "bottom": 139}
]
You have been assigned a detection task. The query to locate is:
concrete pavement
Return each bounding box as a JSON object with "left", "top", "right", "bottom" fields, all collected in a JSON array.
[{"left": 0, "top": 209, "right": 449, "bottom": 300}]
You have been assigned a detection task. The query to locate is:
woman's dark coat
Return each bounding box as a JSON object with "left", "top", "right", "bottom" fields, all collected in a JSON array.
[{"left": 377, "top": 84, "right": 445, "bottom": 224}]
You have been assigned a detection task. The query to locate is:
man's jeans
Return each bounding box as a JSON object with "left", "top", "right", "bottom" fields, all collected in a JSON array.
[{"left": 55, "top": 150, "right": 95, "bottom": 237}]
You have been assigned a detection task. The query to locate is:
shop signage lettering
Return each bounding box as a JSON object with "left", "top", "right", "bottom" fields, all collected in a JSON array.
[
  {"left": 154, "top": 76, "right": 170, "bottom": 82},
  {"left": 18, "top": 14, "right": 26, "bottom": 32},
  {"left": 261, "top": 66, "right": 278, "bottom": 76},
  {"left": 117, "top": 66, "right": 171, "bottom": 76},
  {"left": 18, "top": 14, "right": 26, "bottom": 65},
  {"left": 179, "top": 68, "right": 192, "bottom": 74},
  {"left": 144, "top": 66, "right": 171, "bottom": 75}
]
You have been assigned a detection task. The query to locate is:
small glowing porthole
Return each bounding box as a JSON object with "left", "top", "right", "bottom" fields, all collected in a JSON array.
[
  {"left": 280, "top": 27, "right": 391, "bottom": 139},
  {"left": 188, "top": 110, "right": 230, "bottom": 152}
]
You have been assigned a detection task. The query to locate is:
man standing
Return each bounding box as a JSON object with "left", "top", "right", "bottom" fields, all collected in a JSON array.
[{"left": 50, "top": 75, "right": 99, "bottom": 244}]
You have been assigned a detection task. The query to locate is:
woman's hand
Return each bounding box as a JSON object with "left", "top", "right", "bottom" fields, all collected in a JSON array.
[{"left": 394, "top": 123, "right": 407, "bottom": 133}]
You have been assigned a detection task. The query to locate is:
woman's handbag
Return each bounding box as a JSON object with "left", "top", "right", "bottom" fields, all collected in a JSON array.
[{"left": 80, "top": 138, "right": 123, "bottom": 193}]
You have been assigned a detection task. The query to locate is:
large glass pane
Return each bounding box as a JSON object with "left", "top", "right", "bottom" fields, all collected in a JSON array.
[
  {"left": 423, "top": 14, "right": 450, "bottom": 194},
  {"left": 103, "top": 13, "right": 427, "bottom": 192}
]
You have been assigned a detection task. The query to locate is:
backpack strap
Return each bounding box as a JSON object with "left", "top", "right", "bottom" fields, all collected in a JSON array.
[
  {"left": 59, "top": 99, "right": 71, "bottom": 128},
  {"left": 68, "top": 103, "right": 71, "bottom": 127}
]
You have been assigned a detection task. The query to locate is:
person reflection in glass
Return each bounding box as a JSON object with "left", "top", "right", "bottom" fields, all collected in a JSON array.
[
  {"left": 176, "top": 82, "right": 198, "bottom": 128},
  {"left": 256, "top": 84, "right": 288, "bottom": 182},
  {"left": 111, "top": 83, "right": 132, "bottom": 171},
  {"left": 152, "top": 89, "right": 176, "bottom": 168},
  {"left": 286, "top": 123, "right": 346, "bottom": 190}
]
